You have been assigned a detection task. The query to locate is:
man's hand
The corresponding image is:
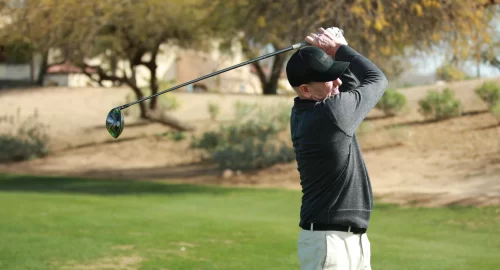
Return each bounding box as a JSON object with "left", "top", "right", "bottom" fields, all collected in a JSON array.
[{"left": 305, "top": 27, "right": 348, "bottom": 56}]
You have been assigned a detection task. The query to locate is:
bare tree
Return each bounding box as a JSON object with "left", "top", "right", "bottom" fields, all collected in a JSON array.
[{"left": 1, "top": 0, "right": 211, "bottom": 130}]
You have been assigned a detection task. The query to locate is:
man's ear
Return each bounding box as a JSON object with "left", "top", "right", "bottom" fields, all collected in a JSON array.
[{"left": 298, "top": 84, "right": 311, "bottom": 97}]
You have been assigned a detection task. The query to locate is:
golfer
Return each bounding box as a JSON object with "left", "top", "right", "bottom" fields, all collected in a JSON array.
[{"left": 286, "top": 27, "right": 388, "bottom": 270}]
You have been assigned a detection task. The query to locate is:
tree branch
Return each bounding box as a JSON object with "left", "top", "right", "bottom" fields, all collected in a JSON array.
[
  {"left": 482, "top": 0, "right": 500, "bottom": 7},
  {"left": 80, "top": 63, "right": 130, "bottom": 86}
]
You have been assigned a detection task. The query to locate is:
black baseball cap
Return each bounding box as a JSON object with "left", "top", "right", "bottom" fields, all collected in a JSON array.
[{"left": 286, "top": 46, "right": 350, "bottom": 87}]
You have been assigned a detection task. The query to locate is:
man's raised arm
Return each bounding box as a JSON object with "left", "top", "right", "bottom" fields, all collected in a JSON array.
[{"left": 307, "top": 27, "right": 388, "bottom": 135}]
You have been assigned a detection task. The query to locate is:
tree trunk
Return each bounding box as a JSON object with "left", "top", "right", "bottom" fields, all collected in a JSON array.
[
  {"left": 130, "top": 63, "right": 137, "bottom": 86},
  {"left": 263, "top": 81, "right": 278, "bottom": 95},
  {"left": 149, "top": 63, "right": 158, "bottom": 110},
  {"left": 247, "top": 45, "right": 285, "bottom": 95},
  {"left": 128, "top": 83, "right": 148, "bottom": 118},
  {"left": 81, "top": 56, "right": 195, "bottom": 132},
  {"left": 262, "top": 53, "right": 286, "bottom": 95},
  {"left": 110, "top": 54, "right": 120, "bottom": 86},
  {"left": 36, "top": 52, "right": 48, "bottom": 86},
  {"left": 145, "top": 44, "right": 161, "bottom": 110},
  {"left": 127, "top": 75, "right": 194, "bottom": 131}
]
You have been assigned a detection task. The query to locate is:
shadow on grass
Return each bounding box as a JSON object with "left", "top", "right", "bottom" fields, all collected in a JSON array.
[
  {"left": 365, "top": 115, "right": 392, "bottom": 121},
  {"left": 370, "top": 109, "right": 490, "bottom": 130},
  {"left": 86, "top": 121, "right": 154, "bottom": 131},
  {"left": 382, "top": 110, "right": 490, "bottom": 129},
  {"left": 471, "top": 123, "right": 500, "bottom": 131},
  {"left": 56, "top": 136, "right": 145, "bottom": 153},
  {"left": 363, "top": 143, "right": 404, "bottom": 152},
  {"left": 56, "top": 130, "right": 193, "bottom": 153},
  {"left": 0, "top": 173, "right": 233, "bottom": 196},
  {"left": 77, "top": 162, "right": 221, "bottom": 180},
  {"left": 461, "top": 109, "right": 489, "bottom": 117}
]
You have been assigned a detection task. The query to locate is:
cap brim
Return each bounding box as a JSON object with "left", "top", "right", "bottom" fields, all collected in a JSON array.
[{"left": 311, "top": 61, "right": 350, "bottom": 82}]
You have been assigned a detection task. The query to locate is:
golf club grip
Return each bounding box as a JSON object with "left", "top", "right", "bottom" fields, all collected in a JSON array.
[{"left": 294, "top": 28, "right": 344, "bottom": 49}]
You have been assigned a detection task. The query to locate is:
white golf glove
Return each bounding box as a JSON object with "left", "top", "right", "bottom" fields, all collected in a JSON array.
[{"left": 305, "top": 27, "right": 348, "bottom": 56}]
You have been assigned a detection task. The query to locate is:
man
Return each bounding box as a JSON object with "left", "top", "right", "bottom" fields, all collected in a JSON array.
[{"left": 286, "top": 27, "right": 388, "bottom": 270}]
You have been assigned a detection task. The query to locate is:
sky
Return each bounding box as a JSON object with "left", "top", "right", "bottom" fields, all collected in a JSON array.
[
  {"left": 410, "top": 18, "right": 500, "bottom": 79},
  {"left": 408, "top": 52, "right": 500, "bottom": 78}
]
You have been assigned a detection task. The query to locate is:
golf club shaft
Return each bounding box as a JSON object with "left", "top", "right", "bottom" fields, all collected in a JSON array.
[{"left": 118, "top": 41, "right": 309, "bottom": 110}]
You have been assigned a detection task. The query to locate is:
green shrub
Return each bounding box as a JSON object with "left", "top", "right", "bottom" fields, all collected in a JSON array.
[
  {"left": 158, "top": 94, "right": 180, "bottom": 111},
  {"left": 356, "top": 121, "right": 375, "bottom": 136},
  {"left": 156, "top": 131, "right": 186, "bottom": 141},
  {"left": 0, "top": 109, "right": 50, "bottom": 162},
  {"left": 233, "top": 101, "right": 259, "bottom": 121},
  {"left": 490, "top": 102, "right": 500, "bottom": 124},
  {"left": 211, "top": 139, "right": 295, "bottom": 171},
  {"left": 436, "top": 64, "right": 469, "bottom": 82},
  {"left": 375, "top": 89, "right": 408, "bottom": 116},
  {"left": 418, "top": 88, "right": 462, "bottom": 121},
  {"left": 191, "top": 102, "right": 294, "bottom": 170},
  {"left": 207, "top": 102, "right": 221, "bottom": 121},
  {"left": 192, "top": 117, "right": 288, "bottom": 151},
  {"left": 475, "top": 81, "right": 500, "bottom": 108}
]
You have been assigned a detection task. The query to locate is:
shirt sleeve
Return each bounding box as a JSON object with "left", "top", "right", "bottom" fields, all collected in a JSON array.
[
  {"left": 322, "top": 45, "right": 388, "bottom": 136},
  {"left": 338, "top": 67, "right": 360, "bottom": 93}
]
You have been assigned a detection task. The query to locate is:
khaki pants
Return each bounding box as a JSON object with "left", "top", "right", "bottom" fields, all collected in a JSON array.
[{"left": 297, "top": 228, "right": 371, "bottom": 270}]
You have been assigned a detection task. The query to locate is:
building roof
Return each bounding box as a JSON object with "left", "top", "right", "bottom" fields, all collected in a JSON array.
[{"left": 46, "top": 61, "right": 97, "bottom": 74}]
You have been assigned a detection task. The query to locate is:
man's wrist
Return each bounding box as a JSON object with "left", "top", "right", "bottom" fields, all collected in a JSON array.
[{"left": 327, "top": 44, "right": 344, "bottom": 57}]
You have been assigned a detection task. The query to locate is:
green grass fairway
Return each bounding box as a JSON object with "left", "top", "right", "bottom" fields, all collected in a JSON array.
[{"left": 0, "top": 174, "right": 499, "bottom": 270}]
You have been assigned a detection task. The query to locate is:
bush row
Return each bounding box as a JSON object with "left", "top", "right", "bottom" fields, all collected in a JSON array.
[
  {"left": 4, "top": 81, "right": 498, "bottom": 171},
  {"left": 375, "top": 80, "right": 500, "bottom": 121},
  {"left": 0, "top": 109, "right": 50, "bottom": 163},
  {"left": 195, "top": 80, "right": 500, "bottom": 171},
  {"left": 191, "top": 101, "right": 295, "bottom": 171}
]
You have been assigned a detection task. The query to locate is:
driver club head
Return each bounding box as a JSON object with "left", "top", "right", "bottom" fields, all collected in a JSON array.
[{"left": 106, "top": 108, "right": 124, "bottom": 138}]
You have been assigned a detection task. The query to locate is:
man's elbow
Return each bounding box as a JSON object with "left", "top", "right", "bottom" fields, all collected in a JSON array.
[{"left": 376, "top": 73, "right": 389, "bottom": 93}]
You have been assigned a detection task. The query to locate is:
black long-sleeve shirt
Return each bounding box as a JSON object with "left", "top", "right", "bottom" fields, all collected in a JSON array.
[{"left": 290, "top": 44, "right": 388, "bottom": 229}]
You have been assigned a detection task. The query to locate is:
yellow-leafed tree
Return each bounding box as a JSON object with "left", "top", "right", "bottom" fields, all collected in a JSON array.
[{"left": 204, "top": 0, "right": 499, "bottom": 94}]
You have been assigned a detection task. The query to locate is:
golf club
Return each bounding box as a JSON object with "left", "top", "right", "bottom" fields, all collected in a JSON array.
[{"left": 106, "top": 30, "right": 343, "bottom": 139}]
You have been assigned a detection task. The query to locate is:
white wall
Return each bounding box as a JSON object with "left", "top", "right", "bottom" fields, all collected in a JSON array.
[
  {"left": 68, "top": 74, "right": 98, "bottom": 87},
  {"left": 43, "top": 74, "right": 68, "bottom": 86},
  {"left": 0, "top": 64, "right": 31, "bottom": 80},
  {"left": 31, "top": 53, "right": 43, "bottom": 81},
  {"left": 44, "top": 73, "right": 99, "bottom": 87}
]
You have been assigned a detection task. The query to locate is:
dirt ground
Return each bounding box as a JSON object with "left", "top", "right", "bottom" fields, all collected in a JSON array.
[{"left": 1, "top": 77, "right": 500, "bottom": 207}]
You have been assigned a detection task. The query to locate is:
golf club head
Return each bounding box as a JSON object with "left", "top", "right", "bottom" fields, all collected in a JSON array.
[{"left": 106, "top": 108, "right": 124, "bottom": 138}]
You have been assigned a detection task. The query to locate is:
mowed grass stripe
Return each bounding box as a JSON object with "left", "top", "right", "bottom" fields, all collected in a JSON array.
[{"left": 0, "top": 174, "right": 498, "bottom": 270}]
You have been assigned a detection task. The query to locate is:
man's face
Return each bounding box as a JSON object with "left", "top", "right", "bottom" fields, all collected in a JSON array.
[{"left": 300, "top": 78, "right": 342, "bottom": 101}]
